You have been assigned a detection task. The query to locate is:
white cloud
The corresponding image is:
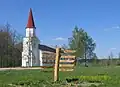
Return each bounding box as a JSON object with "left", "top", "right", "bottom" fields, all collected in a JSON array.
[
  {"left": 110, "top": 47, "right": 116, "bottom": 50},
  {"left": 112, "top": 26, "right": 120, "bottom": 29},
  {"left": 53, "top": 37, "right": 67, "bottom": 41},
  {"left": 104, "top": 25, "right": 120, "bottom": 31}
]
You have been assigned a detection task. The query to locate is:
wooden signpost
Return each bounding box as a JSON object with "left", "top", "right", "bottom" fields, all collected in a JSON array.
[
  {"left": 54, "top": 48, "right": 76, "bottom": 82},
  {"left": 54, "top": 48, "right": 61, "bottom": 82},
  {"left": 59, "top": 55, "right": 76, "bottom": 72}
]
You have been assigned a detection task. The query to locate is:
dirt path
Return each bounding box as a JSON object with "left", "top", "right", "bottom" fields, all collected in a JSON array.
[{"left": 0, "top": 67, "right": 43, "bottom": 71}]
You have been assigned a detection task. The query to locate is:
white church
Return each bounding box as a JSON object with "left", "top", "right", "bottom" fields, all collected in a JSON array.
[{"left": 22, "top": 8, "right": 56, "bottom": 67}]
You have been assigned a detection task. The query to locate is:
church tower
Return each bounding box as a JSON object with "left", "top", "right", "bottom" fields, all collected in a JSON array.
[
  {"left": 22, "top": 8, "right": 40, "bottom": 67},
  {"left": 26, "top": 8, "right": 36, "bottom": 37}
]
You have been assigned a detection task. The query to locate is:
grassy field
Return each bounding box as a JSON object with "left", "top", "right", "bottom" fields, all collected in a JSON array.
[{"left": 0, "top": 66, "right": 120, "bottom": 87}]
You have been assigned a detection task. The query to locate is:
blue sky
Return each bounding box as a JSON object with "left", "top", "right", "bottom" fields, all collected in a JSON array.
[{"left": 0, "top": 0, "right": 120, "bottom": 58}]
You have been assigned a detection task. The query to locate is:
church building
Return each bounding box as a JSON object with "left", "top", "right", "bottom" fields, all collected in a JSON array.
[{"left": 22, "top": 8, "right": 56, "bottom": 67}]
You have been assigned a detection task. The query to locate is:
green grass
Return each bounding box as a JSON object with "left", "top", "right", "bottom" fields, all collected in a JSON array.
[{"left": 0, "top": 66, "right": 120, "bottom": 87}]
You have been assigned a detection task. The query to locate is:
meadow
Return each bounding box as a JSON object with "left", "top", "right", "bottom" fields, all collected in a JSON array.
[{"left": 0, "top": 66, "right": 120, "bottom": 87}]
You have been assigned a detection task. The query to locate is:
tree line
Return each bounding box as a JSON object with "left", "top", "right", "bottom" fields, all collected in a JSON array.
[{"left": 0, "top": 23, "right": 23, "bottom": 67}]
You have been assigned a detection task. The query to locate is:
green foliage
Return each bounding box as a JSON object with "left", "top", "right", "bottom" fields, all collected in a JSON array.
[
  {"left": 0, "top": 23, "right": 22, "bottom": 67},
  {"left": 116, "top": 60, "right": 120, "bottom": 66},
  {"left": 89, "top": 84, "right": 97, "bottom": 87},
  {"left": 12, "top": 80, "right": 45, "bottom": 87},
  {"left": 68, "top": 26, "right": 96, "bottom": 59},
  {"left": 66, "top": 75, "right": 111, "bottom": 83}
]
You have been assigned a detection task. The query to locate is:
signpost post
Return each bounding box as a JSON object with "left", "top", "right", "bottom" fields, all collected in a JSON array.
[
  {"left": 54, "top": 48, "right": 76, "bottom": 82},
  {"left": 54, "top": 48, "right": 61, "bottom": 82}
]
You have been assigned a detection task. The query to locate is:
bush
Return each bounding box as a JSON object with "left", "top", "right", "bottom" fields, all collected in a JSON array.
[
  {"left": 89, "top": 84, "right": 97, "bottom": 87},
  {"left": 116, "top": 60, "right": 120, "bottom": 66},
  {"left": 66, "top": 75, "right": 111, "bottom": 83}
]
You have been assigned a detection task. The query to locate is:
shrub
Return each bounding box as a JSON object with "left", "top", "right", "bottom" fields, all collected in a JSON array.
[
  {"left": 89, "top": 84, "right": 97, "bottom": 87},
  {"left": 116, "top": 60, "right": 120, "bottom": 66},
  {"left": 66, "top": 75, "right": 111, "bottom": 83}
]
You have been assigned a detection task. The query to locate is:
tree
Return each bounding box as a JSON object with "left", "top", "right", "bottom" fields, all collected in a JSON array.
[
  {"left": 68, "top": 26, "right": 84, "bottom": 58},
  {"left": 68, "top": 26, "right": 96, "bottom": 66},
  {"left": 110, "top": 52, "right": 113, "bottom": 59},
  {"left": 116, "top": 52, "right": 120, "bottom": 66},
  {"left": 110, "top": 52, "right": 113, "bottom": 65},
  {"left": 107, "top": 55, "right": 111, "bottom": 66},
  {"left": 0, "top": 23, "right": 23, "bottom": 67}
]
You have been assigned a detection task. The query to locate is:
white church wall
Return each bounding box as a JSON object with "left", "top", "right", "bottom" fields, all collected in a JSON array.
[
  {"left": 32, "top": 38, "right": 40, "bottom": 66},
  {"left": 22, "top": 52, "right": 28, "bottom": 67},
  {"left": 22, "top": 37, "right": 29, "bottom": 67},
  {"left": 26, "top": 28, "right": 34, "bottom": 37},
  {"left": 39, "top": 50, "right": 43, "bottom": 66},
  {"left": 36, "top": 41, "right": 40, "bottom": 66},
  {"left": 22, "top": 36, "right": 40, "bottom": 67}
]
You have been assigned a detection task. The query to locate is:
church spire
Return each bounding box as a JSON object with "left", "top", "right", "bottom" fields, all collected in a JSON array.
[{"left": 26, "top": 8, "right": 35, "bottom": 28}]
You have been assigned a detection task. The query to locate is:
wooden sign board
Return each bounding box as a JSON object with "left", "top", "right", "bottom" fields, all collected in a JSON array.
[
  {"left": 54, "top": 48, "right": 76, "bottom": 81},
  {"left": 59, "top": 55, "right": 76, "bottom": 71},
  {"left": 61, "top": 56, "right": 75, "bottom": 59},
  {"left": 59, "top": 68, "right": 74, "bottom": 71},
  {"left": 59, "top": 64, "right": 74, "bottom": 68},
  {"left": 63, "top": 50, "right": 76, "bottom": 53},
  {"left": 60, "top": 60, "right": 75, "bottom": 63}
]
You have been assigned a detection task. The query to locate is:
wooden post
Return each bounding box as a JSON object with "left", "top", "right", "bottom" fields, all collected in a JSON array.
[{"left": 54, "top": 47, "right": 61, "bottom": 82}]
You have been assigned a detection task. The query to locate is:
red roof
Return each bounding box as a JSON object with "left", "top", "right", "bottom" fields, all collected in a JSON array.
[{"left": 26, "top": 8, "right": 35, "bottom": 28}]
